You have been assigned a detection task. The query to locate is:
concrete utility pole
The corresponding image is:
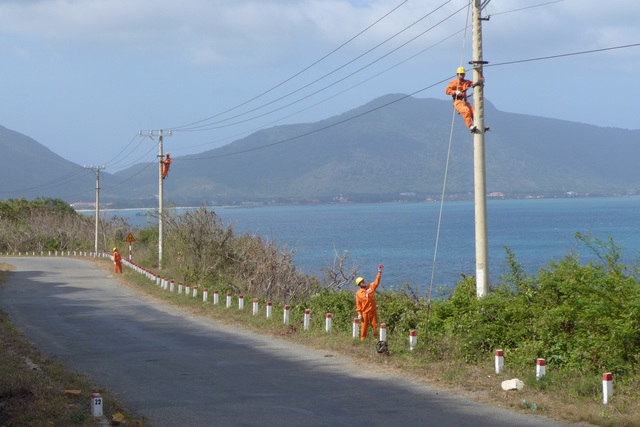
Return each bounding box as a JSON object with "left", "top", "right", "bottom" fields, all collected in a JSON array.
[
  {"left": 140, "top": 130, "right": 172, "bottom": 270},
  {"left": 84, "top": 165, "right": 105, "bottom": 256},
  {"left": 471, "top": 0, "right": 490, "bottom": 297}
]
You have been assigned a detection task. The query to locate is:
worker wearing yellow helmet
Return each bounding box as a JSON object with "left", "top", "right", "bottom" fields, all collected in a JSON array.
[
  {"left": 162, "top": 152, "right": 172, "bottom": 179},
  {"left": 355, "top": 264, "right": 383, "bottom": 341},
  {"left": 445, "top": 66, "right": 486, "bottom": 133},
  {"left": 113, "top": 247, "right": 123, "bottom": 274}
]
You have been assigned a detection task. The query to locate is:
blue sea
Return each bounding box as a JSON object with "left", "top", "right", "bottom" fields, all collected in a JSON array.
[{"left": 101, "top": 197, "right": 640, "bottom": 294}]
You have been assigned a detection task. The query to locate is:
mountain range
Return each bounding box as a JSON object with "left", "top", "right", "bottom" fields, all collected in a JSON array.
[{"left": 2, "top": 94, "right": 639, "bottom": 207}]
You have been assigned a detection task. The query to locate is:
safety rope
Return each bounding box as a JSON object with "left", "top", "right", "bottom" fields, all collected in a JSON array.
[{"left": 425, "top": 1, "right": 473, "bottom": 334}]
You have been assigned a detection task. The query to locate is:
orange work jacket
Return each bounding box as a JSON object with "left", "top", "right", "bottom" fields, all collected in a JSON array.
[
  {"left": 356, "top": 272, "right": 381, "bottom": 316},
  {"left": 445, "top": 77, "right": 474, "bottom": 99}
]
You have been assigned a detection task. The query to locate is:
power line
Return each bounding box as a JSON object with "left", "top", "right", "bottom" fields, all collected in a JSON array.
[
  {"left": 487, "top": 43, "right": 640, "bottom": 68},
  {"left": 173, "top": 0, "right": 456, "bottom": 133},
  {"left": 169, "top": 0, "right": 411, "bottom": 131},
  {"left": 179, "top": 41, "right": 640, "bottom": 161}
]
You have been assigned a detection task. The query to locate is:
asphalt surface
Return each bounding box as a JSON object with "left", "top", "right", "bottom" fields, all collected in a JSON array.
[{"left": 0, "top": 257, "right": 583, "bottom": 427}]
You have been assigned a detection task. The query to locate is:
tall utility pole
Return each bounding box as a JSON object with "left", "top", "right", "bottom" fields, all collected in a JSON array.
[
  {"left": 84, "top": 165, "right": 105, "bottom": 256},
  {"left": 471, "top": 0, "right": 490, "bottom": 297},
  {"left": 140, "top": 130, "right": 171, "bottom": 269}
]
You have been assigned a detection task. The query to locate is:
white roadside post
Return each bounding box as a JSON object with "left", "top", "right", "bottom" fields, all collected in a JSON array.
[
  {"left": 603, "top": 373, "right": 613, "bottom": 404},
  {"left": 238, "top": 294, "right": 244, "bottom": 310},
  {"left": 303, "top": 309, "right": 311, "bottom": 331},
  {"left": 283, "top": 305, "right": 290, "bottom": 325},
  {"left": 213, "top": 290, "right": 219, "bottom": 305},
  {"left": 226, "top": 292, "right": 232, "bottom": 308},
  {"left": 91, "top": 393, "right": 103, "bottom": 417},
  {"left": 379, "top": 323, "right": 387, "bottom": 342},
  {"left": 409, "top": 330, "right": 417, "bottom": 351},
  {"left": 253, "top": 298, "right": 259, "bottom": 316},
  {"left": 495, "top": 349, "right": 504, "bottom": 374},
  {"left": 266, "top": 301, "right": 273, "bottom": 318},
  {"left": 536, "top": 358, "right": 546, "bottom": 379},
  {"left": 352, "top": 317, "right": 360, "bottom": 339},
  {"left": 325, "top": 313, "right": 332, "bottom": 333}
]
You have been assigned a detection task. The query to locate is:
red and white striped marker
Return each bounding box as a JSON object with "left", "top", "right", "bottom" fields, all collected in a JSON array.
[
  {"left": 536, "top": 358, "right": 546, "bottom": 379},
  {"left": 213, "top": 290, "right": 219, "bottom": 305},
  {"left": 603, "top": 373, "right": 613, "bottom": 404},
  {"left": 203, "top": 288, "right": 208, "bottom": 302},
  {"left": 178, "top": 282, "right": 183, "bottom": 294},
  {"left": 409, "top": 330, "right": 417, "bottom": 351},
  {"left": 352, "top": 317, "right": 360, "bottom": 339},
  {"left": 169, "top": 280, "right": 175, "bottom": 293},
  {"left": 238, "top": 294, "right": 244, "bottom": 310},
  {"left": 185, "top": 283, "right": 191, "bottom": 295},
  {"left": 252, "top": 298, "right": 259, "bottom": 315},
  {"left": 266, "top": 301, "right": 273, "bottom": 318},
  {"left": 303, "top": 309, "right": 311, "bottom": 330},
  {"left": 226, "top": 292, "right": 232, "bottom": 308},
  {"left": 283, "top": 305, "right": 290, "bottom": 324},
  {"left": 325, "top": 313, "right": 332, "bottom": 333},
  {"left": 192, "top": 285, "right": 198, "bottom": 298},
  {"left": 379, "top": 323, "right": 387, "bottom": 342},
  {"left": 495, "top": 349, "right": 504, "bottom": 374}
]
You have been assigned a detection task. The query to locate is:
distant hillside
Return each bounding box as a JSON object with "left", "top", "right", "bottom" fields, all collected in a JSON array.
[
  {"left": 115, "top": 95, "right": 640, "bottom": 204},
  {"left": 0, "top": 125, "right": 130, "bottom": 205},
  {"left": 2, "top": 95, "right": 639, "bottom": 207}
]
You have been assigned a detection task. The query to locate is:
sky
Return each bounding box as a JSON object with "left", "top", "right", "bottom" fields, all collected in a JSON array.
[{"left": 0, "top": 0, "right": 638, "bottom": 172}]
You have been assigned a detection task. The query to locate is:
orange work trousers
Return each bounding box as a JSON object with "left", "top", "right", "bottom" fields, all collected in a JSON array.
[
  {"left": 453, "top": 99, "right": 474, "bottom": 128},
  {"left": 114, "top": 262, "right": 122, "bottom": 274},
  {"left": 360, "top": 311, "right": 379, "bottom": 341}
]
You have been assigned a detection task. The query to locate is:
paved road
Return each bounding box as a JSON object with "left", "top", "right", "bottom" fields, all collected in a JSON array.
[{"left": 0, "top": 257, "right": 581, "bottom": 427}]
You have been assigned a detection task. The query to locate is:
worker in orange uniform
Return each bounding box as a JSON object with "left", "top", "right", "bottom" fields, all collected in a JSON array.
[
  {"left": 355, "top": 264, "right": 383, "bottom": 341},
  {"left": 113, "top": 247, "right": 123, "bottom": 274},
  {"left": 445, "top": 66, "right": 486, "bottom": 133},
  {"left": 161, "top": 152, "right": 172, "bottom": 179}
]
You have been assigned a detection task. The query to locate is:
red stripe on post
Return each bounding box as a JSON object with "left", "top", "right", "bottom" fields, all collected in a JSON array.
[
  {"left": 495, "top": 349, "right": 504, "bottom": 357},
  {"left": 536, "top": 358, "right": 546, "bottom": 366},
  {"left": 603, "top": 373, "right": 613, "bottom": 381}
]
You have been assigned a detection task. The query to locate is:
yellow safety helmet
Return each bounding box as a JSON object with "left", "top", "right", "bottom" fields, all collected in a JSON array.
[
  {"left": 166, "top": 152, "right": 170, "bottom": 156},
  {"left": 355, "top": 277, "right": 365, "bottom": 286},
  {"left": 113, "top": 247, "right": 117, "bottom": 251},
  {"left": 456, "top": 66, "right": 466, "bottom": 74}
]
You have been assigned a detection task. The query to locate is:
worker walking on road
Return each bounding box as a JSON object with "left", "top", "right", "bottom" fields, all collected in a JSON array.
[
  {"left": 445, "top": 66, "right": 486, "bottom": 133},
  {"left": 113, "top": 247, "right": 123, "bottom": 274},
  {"left": 161, "top": 152, "right": 172, "bottom": 179},
  {"left": 355, "top": 264, "right": 383, "bottom": 341}
]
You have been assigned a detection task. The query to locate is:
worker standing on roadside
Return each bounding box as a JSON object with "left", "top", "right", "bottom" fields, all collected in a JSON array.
[
  {"left": 445, "top": 66, "right": 485, "bottom": 133},
  {"left": 161, "top": 152, "right": 172, "bottom": 179},
  {"left": 113, "top": 247, "right": 123, "bottom": 274},
  {"left": 355, "top": 264, "right": 383, "bottom": 341}
]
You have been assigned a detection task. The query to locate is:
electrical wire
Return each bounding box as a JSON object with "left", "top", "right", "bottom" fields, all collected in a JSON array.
[
  {"left": 175, "top": 3, "right": 468, "bottom": 134},
  {"left": 169, "top": 0, "right": 411, "bottom": 131},
  {"left": 173, "top": 0, "right": 458, "bottom": 133}
]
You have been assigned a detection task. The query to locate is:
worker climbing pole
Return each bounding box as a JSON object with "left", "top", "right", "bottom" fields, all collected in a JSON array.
[{"left": 161, "top": 152, "right": 172, "bottom": 179}]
